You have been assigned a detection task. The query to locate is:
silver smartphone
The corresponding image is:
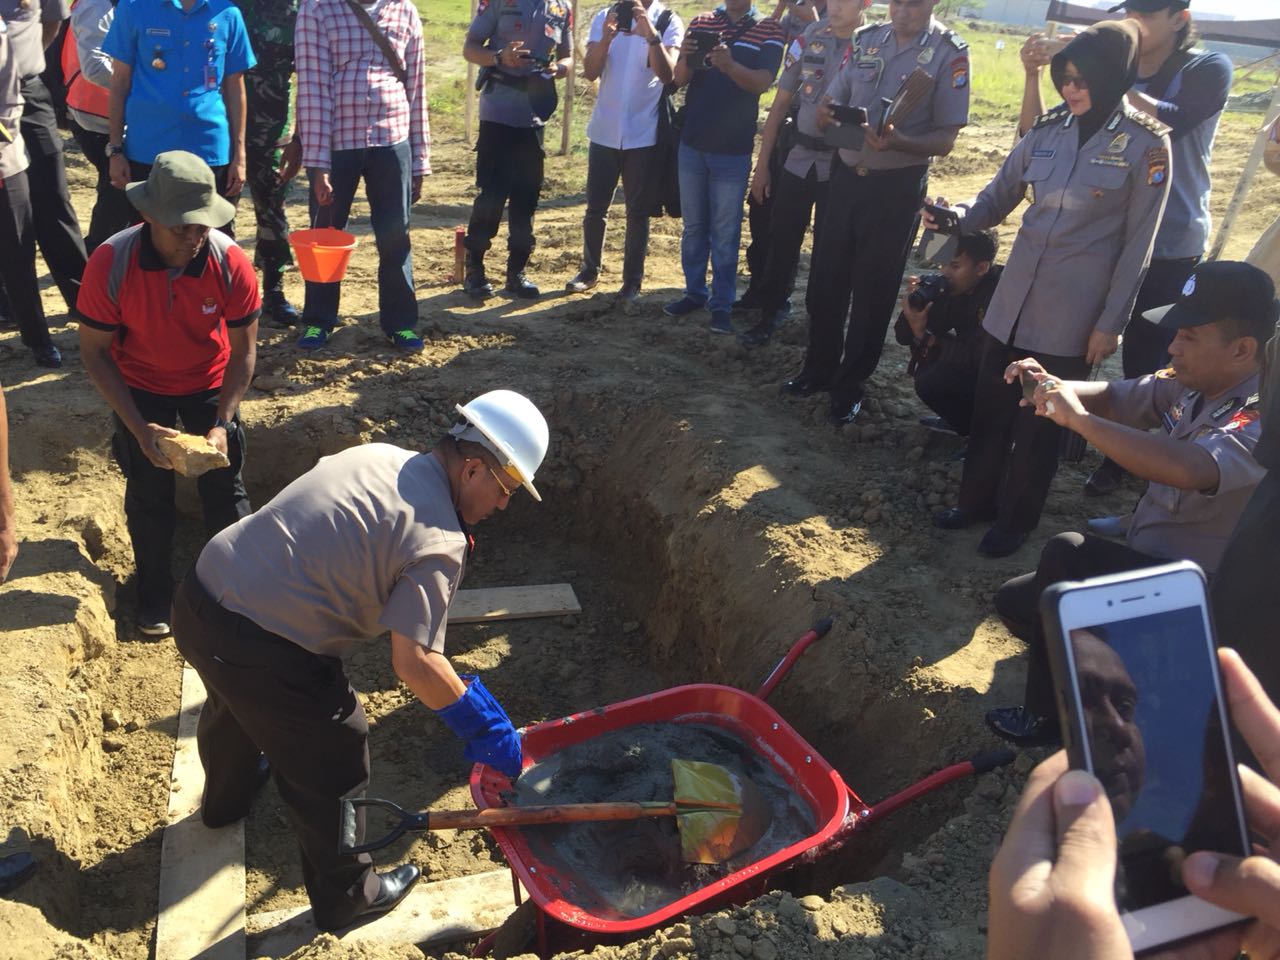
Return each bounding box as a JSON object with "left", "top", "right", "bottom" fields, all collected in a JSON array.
[{"left": 1042, "top": 562, "right": 1251, "bottom": 953}]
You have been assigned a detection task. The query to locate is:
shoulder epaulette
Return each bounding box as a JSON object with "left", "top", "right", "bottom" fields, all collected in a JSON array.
[
  {"left": 854, "top": 22, "right": 878, "bottom": 37},
  {"left": 1126, "top": 105, "right": 1171, "bottom": 138},
  {"left": 1033, "top": 103, "right": 1070, "bottom": 129},
  {"left": 945, "top": 30, "right": 967, "bottom": 51},
  {"left": 1154, "top": 367, "right": 1178, "bottom": 380}
]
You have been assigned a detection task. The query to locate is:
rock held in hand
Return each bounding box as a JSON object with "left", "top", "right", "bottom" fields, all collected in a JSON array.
[{"left": 157, "top": 434, "right": 231, "bottom": 478}]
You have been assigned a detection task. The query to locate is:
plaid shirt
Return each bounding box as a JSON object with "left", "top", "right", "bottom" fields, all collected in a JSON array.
[{"left": 296, "top": 0, "right": 430, "bottom": 176}]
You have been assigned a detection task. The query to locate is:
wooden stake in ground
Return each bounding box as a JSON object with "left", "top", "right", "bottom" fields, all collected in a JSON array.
[
  {"left": 560, "top": 0, "right": 577, "bottom": 156},
  {"left": 466, "top": 0, "right": 478, "bottom": 144}
]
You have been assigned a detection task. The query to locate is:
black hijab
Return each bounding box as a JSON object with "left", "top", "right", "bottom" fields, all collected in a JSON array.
[{"left": 1050, "top": 20, "right": 1142, "bottom": 145}]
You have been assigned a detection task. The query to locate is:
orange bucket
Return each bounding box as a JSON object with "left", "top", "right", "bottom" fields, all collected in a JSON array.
[{"left": 290, "top": 228, "right": 358, "bottom": 283}]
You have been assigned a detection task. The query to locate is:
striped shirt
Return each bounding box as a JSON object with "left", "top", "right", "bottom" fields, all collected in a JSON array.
[
  {"left": 680, "top": 10, "right": 785, "bottom": 155},
  {"left": 295, "top": 0, "right": 431, "bottom": 176}
]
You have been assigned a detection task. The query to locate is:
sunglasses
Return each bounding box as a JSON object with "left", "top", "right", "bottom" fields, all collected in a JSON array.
[{"left": 1060, "top": 73, "right": 1088, "bottom": 91}]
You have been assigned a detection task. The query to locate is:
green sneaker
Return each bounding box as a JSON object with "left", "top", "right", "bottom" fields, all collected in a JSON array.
[
  {"left": 297, "top": 325, "right": 329, "bottom": 351},
  {"left": 389, "top": 329, "right": 425, "bottom": 354}
]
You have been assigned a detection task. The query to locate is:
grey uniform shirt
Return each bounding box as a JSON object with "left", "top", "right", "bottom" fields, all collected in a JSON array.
[
  {"left": 776, "top": 20, "right": 848, "bottom": 182},
  {"left": 196, "top": 445, "right": 470, "bottom": 658},
  {"left": 467, "top": 0, "right": 572, "bottom": 128},
  {"left": 822, "top": 18, "right": 969, "bottom": 171},
  {"left": 0, "top": 0, "right": 69, "bottom": 80},
  {"left": 0, "top": 21, "right": 27, "bottom": 179},
  {"left": 963, "top": 104, "right": 1171, "bottom": 357},
  {"left": 1256, "top": 321, "right": 1280, "bottom": 473},
  {"left": 1106, "top": 370, "right": 1264, "bottom": 575}
]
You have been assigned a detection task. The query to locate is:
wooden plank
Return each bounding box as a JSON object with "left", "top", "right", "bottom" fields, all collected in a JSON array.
[
  {"left": 155, "top": 666, "right": 247, "bottom": 960},
  {"left": 245, "top": 869, "right": 520, "bottom": 958},
  {"left": 450, "top": 583, "right": 581, "bottom": 624}
]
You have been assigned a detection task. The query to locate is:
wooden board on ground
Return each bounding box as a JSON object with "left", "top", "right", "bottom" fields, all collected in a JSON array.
[
  {"left": 155, "top": 666, "right": 247, "bottom": 960},
  {"left": 451, "top": 583, "right": 581, "bottom": 624},
  {"left": 245, "top": 869, "right": 520, "bottom": 957}
]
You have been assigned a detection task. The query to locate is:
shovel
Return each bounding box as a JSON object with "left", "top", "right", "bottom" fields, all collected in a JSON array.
[{"left": 339, "top": 759, "right": 771, "bottom": 864}]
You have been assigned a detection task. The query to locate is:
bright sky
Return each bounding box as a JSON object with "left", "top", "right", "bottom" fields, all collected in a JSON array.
[{"left": 1062, "top": 0, "right": 1280, "bottom": 18}]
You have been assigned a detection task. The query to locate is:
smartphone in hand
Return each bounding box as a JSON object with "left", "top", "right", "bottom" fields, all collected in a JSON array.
[
  {"left": 1042, "top": 564, "right": 1252, "bottom": 953},
  {"left": 924, "top": 202, "right": 960, "bottom": 235}
]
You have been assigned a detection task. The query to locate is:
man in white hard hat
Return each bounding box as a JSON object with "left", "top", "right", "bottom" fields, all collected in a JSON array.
[{"left": 171, "top": 389, "right": 549, "bottom": 932}]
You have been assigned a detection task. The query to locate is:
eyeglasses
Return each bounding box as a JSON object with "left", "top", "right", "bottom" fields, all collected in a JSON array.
[
  {"left": 1061, "top": 73, "right": 1088, "bottom": 91},
  {"left": 487, "top": 464, "right": 518, "bottom": 498}
]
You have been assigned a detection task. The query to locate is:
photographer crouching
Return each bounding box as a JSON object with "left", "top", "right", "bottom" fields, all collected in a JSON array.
[{"left": 894, "top": 230, "right": 1001, "bottom": 437}]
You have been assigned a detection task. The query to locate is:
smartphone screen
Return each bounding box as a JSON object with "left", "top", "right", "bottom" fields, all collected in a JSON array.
[
  {"left": 1049, "top": 565, "right": 1249, "bottom": 950},
  {"left": 831, "top": 105, "right": 867, "bottom": 126},
  {"left": 924, "top": 203, "right": 959, "bottom": 234}
]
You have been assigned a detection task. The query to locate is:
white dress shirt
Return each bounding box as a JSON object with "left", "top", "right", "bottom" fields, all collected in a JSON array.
[{"left": 585, "top": 1, "right": 683, "bottom": 150}]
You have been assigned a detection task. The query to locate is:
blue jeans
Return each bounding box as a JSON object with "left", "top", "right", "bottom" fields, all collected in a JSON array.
[
  {"left": 303, "top": 139, "right": 416, "bottom": 334},
  {"left": 677, "top": 143, "right": 751, "bottom": 313}
]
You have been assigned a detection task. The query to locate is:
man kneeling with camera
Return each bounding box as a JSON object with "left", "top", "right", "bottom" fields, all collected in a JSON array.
[
  {"left": 983, "top": 261, "right": 1274, "bottom": 748},
  {"left": 893, "top": 229, "right": 1001, "bottom": 436}
]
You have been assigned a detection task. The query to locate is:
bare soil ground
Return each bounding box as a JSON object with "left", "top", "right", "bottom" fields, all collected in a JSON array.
[{"left": 0, "top": 98, "right": 1275, "bottom": 960}]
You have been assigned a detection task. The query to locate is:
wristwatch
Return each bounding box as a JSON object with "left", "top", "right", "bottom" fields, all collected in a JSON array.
[
  {"left": 212, "top": 417, "right": 232, "bottom": 431},
  {"left": 647, "top": 35, "right": 661, "bottom": 45},
  {"left": 106, "top": 143, "right": 125, "bottom": 158}
]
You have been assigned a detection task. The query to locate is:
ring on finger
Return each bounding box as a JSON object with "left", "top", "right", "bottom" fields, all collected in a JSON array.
[{"left": 1041, "top": 378, "right": 1057, "bottom": 390}]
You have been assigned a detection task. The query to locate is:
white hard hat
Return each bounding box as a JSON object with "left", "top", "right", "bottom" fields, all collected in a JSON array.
[{"left": 450, "top": 390, "right": 549, "bottom": 502}]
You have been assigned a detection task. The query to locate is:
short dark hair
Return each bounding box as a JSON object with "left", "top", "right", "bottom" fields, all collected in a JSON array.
[
  {"left": 956, "top": 229, "right": 998, "bottom": 266},
  {"left": 1215, "top": 308, "right": 1277, "bottom": 354}
]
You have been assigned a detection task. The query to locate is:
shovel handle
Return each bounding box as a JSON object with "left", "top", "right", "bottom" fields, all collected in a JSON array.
[
  {"left": 756, "top": 617, "right": 834, "bottom": 702},
  {"left": 340, "top": 797, "right": 683, "bottom": 855}
]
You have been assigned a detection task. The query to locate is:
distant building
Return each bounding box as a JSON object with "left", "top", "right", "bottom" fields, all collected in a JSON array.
[{"left": 971, "top": 0, "right": 1051, "bottom": 27}]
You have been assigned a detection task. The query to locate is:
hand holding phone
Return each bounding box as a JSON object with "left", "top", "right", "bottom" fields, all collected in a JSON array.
[
  {"left": 829, "top": 104, "right": 867, "bottom": 127},
  {"left": 923, "top": 202, "right": 960, "bottom": 235}
]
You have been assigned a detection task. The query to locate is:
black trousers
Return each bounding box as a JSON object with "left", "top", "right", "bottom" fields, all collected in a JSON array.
[
  {"left": 128, "top": 159, "right": 240, "bottom": 237},
  {"left": 1121, "top": 257, "right": 1199, "bottom": 379},
  {"left": 754, "top": 166, "right": 827, "bottom": 315},
  {"left": 1211, "top": 471, "right": 1280, "bottom": 707},
  {"left": 466, "top": 120, "right": 545, "bottom": 267},
  {"left": 110, "top": 387, "right": 250, "bottom": 613},
  {"left": 69, "top": 121, "right": 135, "bottom": 254},
  {"left": 20, "top": 75, "right": 87, "bottom": 314},
  {"left": 959, "top": 331, "right": 1092, "bottom": 533},
  {"left": 914, "top": 334, "right": 982, "bottom": 437},
  {"left": 0, "top": 170, "right": 51, "bottom": 352},
  {"left": 172, "top": 574, "right": 381, "bottom": 930},
  {"left": 996, "top": 532, "right": 1164, "bottom": 718},
  {"left": 580, "top": 140, "right": 656, "bottom": 288},
  {"left": 802, "top": 161, "right": 927, "bottom": 408}
]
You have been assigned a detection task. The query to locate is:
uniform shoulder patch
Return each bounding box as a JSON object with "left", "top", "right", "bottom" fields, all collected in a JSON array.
[
  {"left": 1033, "top": 104, "right": 1070, "bottom": 129},
  {"left": 1126, "top": 107, "right": 1170, "bottom": 138},
  {"left": 945, "top": 30, "right": 967, "bottom": 51}
]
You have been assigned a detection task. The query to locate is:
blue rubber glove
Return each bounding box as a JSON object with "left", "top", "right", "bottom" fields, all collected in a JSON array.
[{"left": 433, "top": 675, "right": 523, "bottom": 778}]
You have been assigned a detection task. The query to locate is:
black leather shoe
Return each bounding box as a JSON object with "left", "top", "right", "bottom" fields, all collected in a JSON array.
[
  {"left": 505, "top": 272, "right": 540, "bottom": 299},
  {"left": 733, "top": 289, "right": 761, "bottom": 312},
  {"left": 977, "top": 526, "right": 1028, "bottom": 558},
  {"left": 1084, "top": 458, "right": 1125, "bottom": 497},
  {"left": 262, "top": 288, "right": 299, "bottom": 328},
  {"left": 33, "top": 344, "right": 62, "bottom": 368},
  {"left": 565, "top": 270, "right": 597, "bottom": 293},
  {"left": 780, "top": 372, "right": 822, "bottom": 397},
  {"left": 616, "top": 282, "right": 641, "bottom": 304},
  {"left": 985, "top": 706, "right": 1061, "bottom": 748},
  {"left": 933, "top": 507, "right": 973, "bottom": 530},
  {"left": 464, "top": 272, "right": 493, "bottom": 300},
  {"left": 336, "top": 864, "right": 421, "bottom": 930},
  {"left": 829, "top": 399, "right": 862, "bottom": 425},
  {"left": 739, "top": 309, "right": 787, "bottom": 348}
]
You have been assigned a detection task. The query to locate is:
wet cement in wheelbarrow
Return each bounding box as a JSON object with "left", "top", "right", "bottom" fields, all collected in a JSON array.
[{"left": 509, "top": 722, "right": 817, "bottom": 919}]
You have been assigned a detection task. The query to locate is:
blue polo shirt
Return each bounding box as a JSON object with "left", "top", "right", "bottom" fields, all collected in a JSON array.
[{"left": 103, "top": 0, "right": 255, "bottom": 166}]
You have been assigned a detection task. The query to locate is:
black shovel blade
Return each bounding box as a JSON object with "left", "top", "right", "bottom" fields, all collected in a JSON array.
[{"left": 338, "top": 797, "right": 426, "bottom": 856}]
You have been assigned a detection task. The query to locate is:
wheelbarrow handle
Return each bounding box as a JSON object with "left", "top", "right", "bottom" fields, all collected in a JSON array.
[{"left": 755, "top": 617, "right": 834, "bottom": 702}]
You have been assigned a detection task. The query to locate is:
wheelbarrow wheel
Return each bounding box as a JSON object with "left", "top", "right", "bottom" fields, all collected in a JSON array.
[{"left": 487, "top": 899, "right": 540, "bottom": 959}]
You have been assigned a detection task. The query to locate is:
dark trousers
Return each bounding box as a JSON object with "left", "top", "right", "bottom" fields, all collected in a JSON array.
[
  {"left": 754, "top": 166, "right": 826, "bottom": 315},
  {"left": 996, "top": 532, "right": 1164, "bottom": 718},
  {"left": 20, "top": 75, "right": 87, "bottom": 313},
  {"left": 743, "top": 180, "right": 773, "bottom": 297},
  {"left": 914, "top": 335, "right": 981, "bottom": 437},
  {"left": 302, "top": 140, "right": 415, "bottom": 335},
  {"left": 802, "top": 161, "right": 927, "bottom": 408},
  {"left": 0, "top": 170, "right": 51, "bottom": 351},
  {"left": 466, "top": 120, "right": 545, "bottom": 269},
  {"left": 127, "top": 159, "right": 240, "bottom": 237},
  {"left": 172, "top": 574, "right": 381, "bottom": 930},
  {"left": 69, "top": 121, "right": 135, "bottom": 253},
  {"left": 110, "top": 387, "right": 250, "bottom": 613},
  {"left": 1211, "top": 471, "right": 1280, "bottom": 707},
  {"left": 959, "top": 331, "right": 1092, "bottom": 534},
  {"left": 580, "top": 140, "right": 656, "bottom": 288},
  {"left": 1122, "top": 257, "right": 1200, "bottom": 379}
]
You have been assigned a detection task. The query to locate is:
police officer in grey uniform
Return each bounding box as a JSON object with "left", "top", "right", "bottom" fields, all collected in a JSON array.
[
  {"left": 932, "top": 20, "right": 1170, "bottom": 558},
  {"left": 782, "top": 0, "right": 969, "bottom": 424},
  {"left": 982, "top": 260, "right": 1273, "bottom": 747},
  {"left": 462, "top": 0, "right": 574, "bottom": 300},
  {"left": 740, "top": 0, "right": 863, "bottom": 346}
]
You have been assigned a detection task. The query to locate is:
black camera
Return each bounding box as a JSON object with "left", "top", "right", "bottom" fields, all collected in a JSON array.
[
  {"left": 907, "top": 272, "right": 950, "bottom": 311},
  {"left": 612, "top": 0, "right": 635, "bottom": 31}
]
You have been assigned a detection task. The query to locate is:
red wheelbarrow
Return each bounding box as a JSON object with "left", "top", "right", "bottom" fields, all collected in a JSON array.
[{"left": 469, "top": 618, "right": 1013, "bottom": 957}]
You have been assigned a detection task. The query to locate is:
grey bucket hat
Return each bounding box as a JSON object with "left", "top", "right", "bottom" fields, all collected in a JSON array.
[{"left": 125, "top": 150, "right": 236, "bottom": 228}]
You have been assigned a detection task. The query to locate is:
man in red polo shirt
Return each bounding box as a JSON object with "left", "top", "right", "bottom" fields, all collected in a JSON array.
[{"left": 78, "top": 151, "right": 261, "bottom": 636}]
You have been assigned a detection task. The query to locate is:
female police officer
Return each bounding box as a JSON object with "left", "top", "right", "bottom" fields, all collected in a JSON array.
[{"left": 930, "top": 20, "right": 1170, "bottom": 557}]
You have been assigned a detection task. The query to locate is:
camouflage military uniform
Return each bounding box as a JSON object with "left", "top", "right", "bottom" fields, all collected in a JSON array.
[{"left": 235, "top": 0, "right": 297, "bottom": 294}]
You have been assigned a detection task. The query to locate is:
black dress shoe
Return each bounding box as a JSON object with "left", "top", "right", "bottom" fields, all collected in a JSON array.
[
  {"left": 33, "top": 344, "right": 62, "bottom": 369},
  {"left": 739, "top": 308, "right": 787, "bottom": 348},
  {"left": 829, "top": 399, "right": 862, "bottom": 425},
  {"left": 464, "top": 272, "right": 494, "bottom": 300},
  {"left": 616, "top": 282, "right": 641, "bottom": 303},
  {"left": 262, "top": 288, "right": 300, "bottom": 328},
  {"left": 505, "top": 272, "right": 539, "bottom": 299},
  {"left": 977, "top": 525, "right": 1028, "bottom": 558},
  {"left": 932, "top": 507, "right": 972, "bottom": 530},
  {"left": 985, "top": 706, "right": 1061, "bottom": 748},
  {"left": 780, "top": 372, "right": 822, "bottom": 397},
  {"left": 322, "top": 864, "right": 421, "bottom": 931},
  {"left": 565, "top": 270, "right": 597, "bottom": 293},
  {"left": 1084, "top": 458, "right": 1125, "bottom": 497}
]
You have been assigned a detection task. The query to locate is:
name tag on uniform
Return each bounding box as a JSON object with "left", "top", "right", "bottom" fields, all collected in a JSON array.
[
  {"left": 1090, "top": 154, "right": 1130, "bottom": 169},
  {"left": 145, "top": 27, "right": 171, "bottom": 36},
  {"left": 1031, "top": 149, "right": 1055, "bottom": 159}
]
